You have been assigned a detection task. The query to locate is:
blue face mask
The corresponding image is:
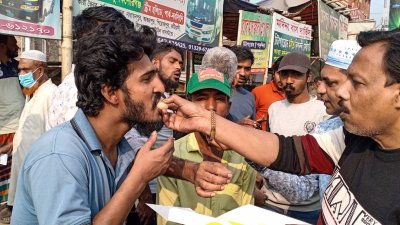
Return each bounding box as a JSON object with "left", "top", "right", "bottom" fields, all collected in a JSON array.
[{"left": 19, "top": 68, "right": 41, "bottom": 88}]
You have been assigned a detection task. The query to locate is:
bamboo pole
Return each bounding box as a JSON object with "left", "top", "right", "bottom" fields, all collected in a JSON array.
[{"left": 61, "top": 0, "right": 73, "bottom": 80}]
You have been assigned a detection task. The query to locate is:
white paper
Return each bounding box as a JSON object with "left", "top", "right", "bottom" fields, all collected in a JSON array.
[
  {"left": 217, "top": 205, "right": 310, "bottom": 225},
  {"left": 0, "top": 154, "right": 8, "bottom": 165},
  {"left": 148, "top": 204, "right": 310, "bottom": 225},
  {"left": 147, "top": 204, "right": 231, "bottom": 225}
]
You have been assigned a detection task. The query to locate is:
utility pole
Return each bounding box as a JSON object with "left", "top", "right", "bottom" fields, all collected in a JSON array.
[{"left": 61, "top": 0, "right": 73, "bottom": 80}]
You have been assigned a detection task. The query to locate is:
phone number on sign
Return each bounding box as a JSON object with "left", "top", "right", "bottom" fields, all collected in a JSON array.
[{"left": 188, "top": 44, "right": 210, "bottom": 53}]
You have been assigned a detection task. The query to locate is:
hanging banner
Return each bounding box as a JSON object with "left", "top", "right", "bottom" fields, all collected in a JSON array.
[
  {"left": 0, "top": 0, "right": 61, "bottom": 39},
  {"left": 389, "top": 0, "right": 400, "bottom": 30},
  {"left": 237, "top": 10, "right": 272, "bottom": 74},
  {"left": 73, "top": 0, "right": 224, "bottom": 53},
  {"left": 318, "top": 0, "right": 349, "bottom": 60},
  {"left": 269, "top": 13, "right": 312, "bottom": 66}
]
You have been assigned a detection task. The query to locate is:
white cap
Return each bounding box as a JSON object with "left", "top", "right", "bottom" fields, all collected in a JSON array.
[
  {"left": 325, "top": 40, "right": 361, "bottom": 70},
  {"left": 20, "top": 50, "right": 47, "bottom": 63}
]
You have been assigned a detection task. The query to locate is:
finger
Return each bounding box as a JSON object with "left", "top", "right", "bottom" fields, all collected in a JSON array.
[
  {"left": 197, "top": 177, "right": 226, "bottom": 191},
  {"left": 204, "top": 162, "right": 232, "bottom": 181},
  {"left": 195, "top": 186, "right": 216, "bottom": 198},
  {"left": 157, "top": 137, "right": 174, "bottom": 156},
  {"left": 163, "top": 94, "right": 185, "bottom": 109},
  {"left": 141, "top": 131, "right": 158, "bottom": 152},
  {"left": 199, "top": 170, "right": 231, "bottom": 187}
]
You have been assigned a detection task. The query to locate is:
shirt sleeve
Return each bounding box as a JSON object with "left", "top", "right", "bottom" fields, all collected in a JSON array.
[
  {"left": 247, "top": 134, "right": 336, "bottom": 176},
  {"left": 24, "top": 153, "right": 91, "bottom": 225},
  {"left": 261, "top": 169, "right": 319, "bottom": 203}
]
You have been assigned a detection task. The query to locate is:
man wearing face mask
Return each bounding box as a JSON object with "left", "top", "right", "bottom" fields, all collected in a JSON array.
[{"left": 5, "top": 50, "right": 56, "bottom": 221}]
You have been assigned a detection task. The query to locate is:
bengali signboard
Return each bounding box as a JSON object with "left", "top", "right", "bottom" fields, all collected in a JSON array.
[
  {"left": 73, "top": 0, "right": 224, "bottom": 53},
  {"left": 0, "top": 0, "right": 61, "bottom": 39},
  {"left": 237, "top": 10, "right": 272, "bottom": 74},
  {"left": 318, "top": 0, "right": 349, "bottom": 59},
  {"left": 389, "top": 0, "right": 400, "bottom": 30},
  {"left": 269, "top": 13, "right": 312, "bottom": 65}
]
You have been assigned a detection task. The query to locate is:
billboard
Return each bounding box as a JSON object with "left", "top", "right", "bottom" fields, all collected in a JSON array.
[
  {"left": 0, "top": 0, "right": 61, "bottom": 39},
  {"left": 237, "top": 10, "right": 273, "bottom": 74},
  {"left": 389, "top": 0, "right": 400, "bottom": 30},
  {"left": 269, "top": 13, "right": 312, "bottom": 65},
  {"left": 318, "top": 0, "right": 349, "bottom": 60},
  {"left": 73, "top": 0, "right": 224, "bottom": 53}
]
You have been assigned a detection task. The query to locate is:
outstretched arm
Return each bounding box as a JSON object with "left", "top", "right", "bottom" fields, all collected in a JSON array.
[{"left": 162, "top": 95, "right": 280, "bottom": 167}]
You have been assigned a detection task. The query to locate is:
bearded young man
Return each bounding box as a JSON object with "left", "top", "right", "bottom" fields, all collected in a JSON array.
[{"left": 11, "top": 24, "right": 174, "bottom": 225}]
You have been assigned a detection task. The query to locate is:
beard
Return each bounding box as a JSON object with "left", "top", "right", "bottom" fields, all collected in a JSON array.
[
  {"left": 135, "top": 121, "right": 164, "bottom": 137},
  {"left": 22, "top": 82, "right": 40, "bottom": 96},
  {"left": 121, "top": 87, "right": 164, "bottom": 137},
  {"left": 158, "top": 64, "right": 179, "bottom": 89}
]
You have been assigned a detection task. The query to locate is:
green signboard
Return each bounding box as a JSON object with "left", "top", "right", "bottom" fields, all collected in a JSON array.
[
  {"left": 318, "top": 0, "right": 348, "bottom": 59},
  {"left": 389, "top": 0, "right": 400, "bottom": 30},
  {"left": 269, "top": 13, "right": 312, "bottom": 65},
  {"left": 237, "top": 11, "right": 273, "bottom": 73},
  {"left": 271, "top": 31, "right": 311, "bottom": 63}
]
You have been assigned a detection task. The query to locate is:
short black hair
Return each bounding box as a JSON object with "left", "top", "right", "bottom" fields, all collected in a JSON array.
[
  {"left": 272, "top": 56, "right": 284, "bottom": 73},
  {"left": 357, "top": 29, "right": 400, "bottom": 86},
  {"left": 230, "top": 45, "right": 254, "bottom": 65},
  {"left": 73, "top": 6, "right": 134, "bottom": 40},
  {"left": 0, "top": 35, "right": 7, "bottom": 45},
  {"left": 150, "top": 42, "right": 184, "bottom": 61},
  {"left": 75, "top": 23, "right": 156, "bottom": 117}
]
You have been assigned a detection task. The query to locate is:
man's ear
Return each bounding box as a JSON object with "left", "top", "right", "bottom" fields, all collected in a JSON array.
[
  {"left": 152, "top": 58, "right": 160, "bottom": 68},
  {"left": 306, "top": 72, "right": 312, "bottom": 83},
  {"left": 100, "top": 84, "right": 119, "bottom": 105},
  {"left": 393, "top": 84, "right": 400, "bottom": 110}
]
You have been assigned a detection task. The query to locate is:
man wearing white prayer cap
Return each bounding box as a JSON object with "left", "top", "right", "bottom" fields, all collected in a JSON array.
[
  {"left": 313, "top": 40, "right": 361, "bottom": 200},
  {"left": 3, "top": 50, "right": 57, "bottom": 221}
]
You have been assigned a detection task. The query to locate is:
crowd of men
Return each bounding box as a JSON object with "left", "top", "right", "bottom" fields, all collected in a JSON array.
[{"left": 0, "top": 5, "right": 399, "bottom": 225}]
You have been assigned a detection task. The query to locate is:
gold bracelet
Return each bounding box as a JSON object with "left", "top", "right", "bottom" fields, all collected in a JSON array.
[{"left": 209, "top": 110, "right": 216, "bottom": 141}]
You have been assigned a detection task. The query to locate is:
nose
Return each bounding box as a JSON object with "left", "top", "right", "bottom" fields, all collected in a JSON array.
[
  {"left": 175, "top": 61, "right": 182, "bottom": 71},
  {"left": 317, "top": 81, "right": 326, "bottom": 95},
  {"left": 284, "top": 75, "right": 294, "bottom": 84},
  {"left": 205, "top": 98, "right": 217, "bottom": 112},
  {"left": 237, "top": 67, "right": 245, "bottom": 76},
  {"left": 153, "top": 72, "right": 165, "bottom": 94},
  {"left": 336, "top": 77, "right": 350, "bottom": 101}
]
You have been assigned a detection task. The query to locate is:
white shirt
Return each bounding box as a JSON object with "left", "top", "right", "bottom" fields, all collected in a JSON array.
[
  {"left": 13, "top": 79, "right": 57, "bottom": 155},
  {"left": 47, "top": 65, "right": 77, "bottom": 130},
  {"left": 268, "top": 96, "right": 330, "bottom": 136}
]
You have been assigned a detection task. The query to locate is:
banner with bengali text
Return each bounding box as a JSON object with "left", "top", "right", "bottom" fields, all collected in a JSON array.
[
  {"left": 0, "top": 0, "right": 61, "bottom": 39},
  {"left": 269, "top": 13, "right": 312, "bottom": 65},
  {"left": 318, "top": 0, "right": 349, "bottom": 60},
  {"left": 237, "top": 10, "right": 272, "bottom": 74},
  {"left": 389, "top": 0, "right": 400, "bottom": 30},
  {"left": 73, "top": 0, "right": 224, "bottom": 53}
]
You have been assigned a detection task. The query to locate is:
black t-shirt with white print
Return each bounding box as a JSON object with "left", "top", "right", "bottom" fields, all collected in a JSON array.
[{"left": 250, "top": 131, "right": 400, "bottom": 225}]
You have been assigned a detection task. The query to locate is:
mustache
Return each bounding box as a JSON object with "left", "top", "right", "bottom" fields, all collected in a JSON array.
[
  {"left": 338, "top": 99, "right": 350, "bottom": 113},
  {"left": 284, "top": 84, "right": 294, "bottom": 90}
]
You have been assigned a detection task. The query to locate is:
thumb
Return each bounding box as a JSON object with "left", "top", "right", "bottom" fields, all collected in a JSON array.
[
  {"left": 244, "top": 115, "right": 251, "bottom": 119},
  {"left": 141, "top": 131, "right": 157, "bottom": 152}
]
